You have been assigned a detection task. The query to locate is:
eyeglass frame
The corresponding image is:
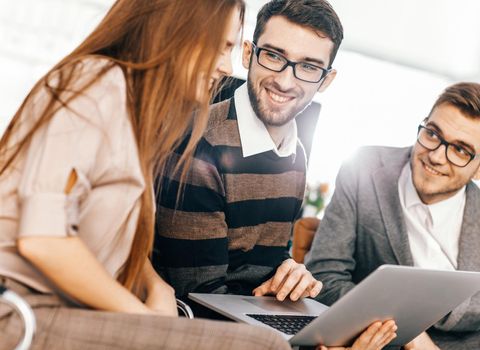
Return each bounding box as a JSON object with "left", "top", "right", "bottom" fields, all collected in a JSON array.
[
  {"left": 250, "top": 42, "right": 332, "bottom": 83},
  {"left": 416, "top": 124, "right": 480, "bottom": 167}
]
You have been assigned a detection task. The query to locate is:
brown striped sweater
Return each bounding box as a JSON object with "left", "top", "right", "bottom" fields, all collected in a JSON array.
[{"left": 152, "top": 98, "right": 307, "bottom": 297}]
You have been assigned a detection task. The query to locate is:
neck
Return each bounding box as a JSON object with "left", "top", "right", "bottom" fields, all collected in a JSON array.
[{"left": 266, "top": 123, "right": 290, "bottom": 149}]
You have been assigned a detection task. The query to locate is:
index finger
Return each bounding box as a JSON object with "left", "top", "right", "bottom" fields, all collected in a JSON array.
[{"left": 270, "top": 259, "right": 296, "bottom": 291}]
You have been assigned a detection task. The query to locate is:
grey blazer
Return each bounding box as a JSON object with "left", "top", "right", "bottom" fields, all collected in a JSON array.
[{"left": 306, "top": 146, "right": 480, "bottom": 348}]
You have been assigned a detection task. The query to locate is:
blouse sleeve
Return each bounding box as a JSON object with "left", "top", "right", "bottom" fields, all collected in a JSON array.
[{"left": 17, "top": 62, "right": 127, "bottom": 239}]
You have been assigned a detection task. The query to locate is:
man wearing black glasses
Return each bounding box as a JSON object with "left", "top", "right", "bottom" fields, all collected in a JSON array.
[
  {"left": 307, "top": 82, "right": 480, "bottom": 350},
  {"left": 154, "top": 0, "right": 342, "bottom": 304}
]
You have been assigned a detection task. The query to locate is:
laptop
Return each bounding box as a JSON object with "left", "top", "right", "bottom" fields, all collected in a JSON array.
[{"left": 189, "top": 265, "right": 480, "bottom": 346}]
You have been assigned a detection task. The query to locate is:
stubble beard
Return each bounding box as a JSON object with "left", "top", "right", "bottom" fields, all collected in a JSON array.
[{"left": 247, "top": 76, "right": 306, "bottom": 127}]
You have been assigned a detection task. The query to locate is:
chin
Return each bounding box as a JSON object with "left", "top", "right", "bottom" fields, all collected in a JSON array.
[
  {"left": 262, "top": 114, "right": 293, "bottom": 127},
  {"left": 262, "top": 105, "right": 298, "bottom": 125}
]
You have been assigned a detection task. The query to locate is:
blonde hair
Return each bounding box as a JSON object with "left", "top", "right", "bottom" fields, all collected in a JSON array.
[
  {"left": 0, "top": 0, "right": 245, "bottom": 291},
  {"left": 429, "top": 82, "right": 480, "bottom": 119}
]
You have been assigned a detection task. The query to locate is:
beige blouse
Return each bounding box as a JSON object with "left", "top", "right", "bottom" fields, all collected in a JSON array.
[{"left": 0, "top": 58, "right": 145, "bottom": 293}]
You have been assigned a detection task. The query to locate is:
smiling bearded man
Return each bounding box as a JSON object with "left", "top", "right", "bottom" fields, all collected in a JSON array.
[{"left": 153, "top": 0, "right": 342, "bottom": 303}]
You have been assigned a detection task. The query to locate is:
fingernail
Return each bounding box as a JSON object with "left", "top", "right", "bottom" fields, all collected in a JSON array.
[
  {"left": 277, "top": 293, "right": 285, "bottom": 300},
  {"left": 291, "top": 293, "right": 298, "bottom": 300}
]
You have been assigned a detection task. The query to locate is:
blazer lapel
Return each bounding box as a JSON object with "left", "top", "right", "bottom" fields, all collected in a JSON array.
[
  {"left": 372, "top": 148, "right": 414, "bottom": 266},
  {"left": 457, "top": 182, "right": 480, "bottom": 271}
]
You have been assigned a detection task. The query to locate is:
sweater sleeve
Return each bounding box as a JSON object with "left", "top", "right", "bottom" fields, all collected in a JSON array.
[{"left": 153, "top": 138, "right": 229, "bottom": 297}]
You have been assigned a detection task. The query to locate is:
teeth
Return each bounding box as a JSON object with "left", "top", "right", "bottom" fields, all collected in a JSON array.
[
  {"left": 424, "top": 163, "right": 441, "bottom": 175},
  {"left": 268, "top": 90, "right": 290, "bottom": 103}
]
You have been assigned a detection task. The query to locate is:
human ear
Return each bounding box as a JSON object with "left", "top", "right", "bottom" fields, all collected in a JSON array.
[
  {"left": 472, "top": 163, "right": 480, "bottom": 180},
  {"left": 242, "top": 40, "right": 253, "bottom": 69},
  {"left": 317, "top": 69, "right": 337, "bottom": 93}
]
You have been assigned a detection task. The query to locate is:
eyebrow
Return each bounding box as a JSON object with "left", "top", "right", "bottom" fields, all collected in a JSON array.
[
  {"left": 260, "top": 43, "right": 326, "bottom": 67},
  {"left": 426, "top": 121, "right": 477, "bottom": 153}
]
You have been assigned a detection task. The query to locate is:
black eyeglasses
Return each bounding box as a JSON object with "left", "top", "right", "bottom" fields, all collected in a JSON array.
[
  {"left": 251, "top": 42, "right": 331, "bottom": 83},
  {"left": 417, "top": 124, "right": 480, "bottom": 167}
]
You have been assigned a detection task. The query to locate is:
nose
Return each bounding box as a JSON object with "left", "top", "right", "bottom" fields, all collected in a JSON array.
[
  {"left": 272, "top": 65, "right": 297, "bottom": 91},
  {"left": 428, "top": 144, "right": 448, "bottom": 165},
  {"left": 216, "top": 52, "right": 233, "bottom": 77}
]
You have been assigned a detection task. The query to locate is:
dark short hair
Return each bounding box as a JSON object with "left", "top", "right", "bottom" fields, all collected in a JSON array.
[
  {"left": 429, "top": 82, "right": 480, "bottom": 118},
  {"left": 253, "top": 0, "right": 343, "bottom": 67}
]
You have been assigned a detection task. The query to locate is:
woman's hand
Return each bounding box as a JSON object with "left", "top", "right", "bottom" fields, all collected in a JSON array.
[
  {"left": 318, "top": 320, "right": 397, "bottom": 350},
  {"left": 144, "top": 281, "right": 178, "bottom": 316},
  {"left": 142, "top": 260, "right": 178, "bottom": 317}
]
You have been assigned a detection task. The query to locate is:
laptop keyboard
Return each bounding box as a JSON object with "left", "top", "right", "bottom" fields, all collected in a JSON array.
[{"left": 246, "top": 314, "right": 317, "bottom": 335}]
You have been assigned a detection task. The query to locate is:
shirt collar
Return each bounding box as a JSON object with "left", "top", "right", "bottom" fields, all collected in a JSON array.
[
  {"left": 234, "top": 83, "right": 297, "bottom": 158},
  {"left": 403, "top": 163, "right": 466, "bottom": 228}
]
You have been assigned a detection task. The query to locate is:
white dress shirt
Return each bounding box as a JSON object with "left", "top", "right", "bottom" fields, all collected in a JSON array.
[
  {"left": 398, "top": 164, "right": 465, "bottom": 270},
  {"left": 234, "top": 83, "right": 297, "bottom": 158}
]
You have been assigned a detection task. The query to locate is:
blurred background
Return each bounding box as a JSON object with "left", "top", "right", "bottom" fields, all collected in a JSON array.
[{"left": 1, "top": 0, "right": 479, "bottom": 203}]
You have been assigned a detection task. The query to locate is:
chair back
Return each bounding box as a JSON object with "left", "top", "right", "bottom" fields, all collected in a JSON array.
[{"left": 292, "top": 217, "right": 320, "bottom": 263}]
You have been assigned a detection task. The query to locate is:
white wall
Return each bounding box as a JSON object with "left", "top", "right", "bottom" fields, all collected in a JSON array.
[
  {"left": 0, "top": 0, "right": 470, "bottom": 190},
  {"left": 0, "top": 0, "right": 114, "bottom": 132}
]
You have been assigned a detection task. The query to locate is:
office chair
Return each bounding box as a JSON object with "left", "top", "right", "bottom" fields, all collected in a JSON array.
[
  {"left": 0, "top": 284, "right": 36, "bottom": 350},
  {"left": 176, "top": 299, "right": 194, "bottom": 318},
  {"left": 292, "top": 217, "right": 320, "bottom": 263}
]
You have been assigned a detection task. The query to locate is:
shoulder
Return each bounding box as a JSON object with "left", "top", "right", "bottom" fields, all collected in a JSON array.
[
  {"left": 77, "top": 57, "right": 127, "bottom": 102},
  {"left": 204, "top": 99, "right": 240, "bottom": 147},
  {"left": 59, "top": 57, "right": 129, "bottom": 129},
  {"left": 334, "top": 146, "right": 411, "bottom": 187},
  {"left": 207, "top": 99, "right": 232, "bottom": 130},
  {"left": 346, "top": 145, "right": 411, "bottom": 169}
]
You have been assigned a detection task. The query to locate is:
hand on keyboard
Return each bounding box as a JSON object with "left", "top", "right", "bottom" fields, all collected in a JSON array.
[{"left": 252, "top": 258, "right": 322, "bottom": 301}]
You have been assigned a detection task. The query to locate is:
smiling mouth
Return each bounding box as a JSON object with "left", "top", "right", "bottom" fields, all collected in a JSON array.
[
  {"left": 266, "top": 88, "right": 294, "bottom": 104},
  {"left": 422, "top": 161, "right": 445, "bottom": 176}
]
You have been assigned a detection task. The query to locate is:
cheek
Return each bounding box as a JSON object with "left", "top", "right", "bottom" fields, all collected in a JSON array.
[
  {"left": 455, "top": 168, "right": 474, "bottom": 182},
  {"left": 412, "top": 143, "right": 426, "bottom": 159},
  {"left": 302, "top": 87, "right": 318, "bottom": 100},
  {"left": 251, "top": 70, "right": 270, "bottom": 89}
]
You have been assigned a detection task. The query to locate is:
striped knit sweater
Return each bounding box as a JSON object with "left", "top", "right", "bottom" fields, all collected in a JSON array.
[{"left": 153, "top": 98, "right": 307, "bottom": 297}]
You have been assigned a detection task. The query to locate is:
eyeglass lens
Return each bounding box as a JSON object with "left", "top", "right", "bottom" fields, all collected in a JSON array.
[{"left": 418, "top": 126, "right": 473, "bottom": 167}]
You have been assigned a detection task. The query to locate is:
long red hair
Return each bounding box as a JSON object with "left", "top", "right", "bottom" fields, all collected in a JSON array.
[{"left": 0, "top": 0, "right": 245, "bottom": 291}]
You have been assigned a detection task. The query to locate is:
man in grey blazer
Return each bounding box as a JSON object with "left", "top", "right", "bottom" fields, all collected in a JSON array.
[{"left": 306, "top": 82, "right": 480, "bottom": 350}]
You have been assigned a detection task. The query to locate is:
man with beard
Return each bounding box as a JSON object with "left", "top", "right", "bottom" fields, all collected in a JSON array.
[
  {"left": 306, "top": 82, "right": 480, "bottom": 350},
  {"left": 153, "top": 0, "right": 343, "bottom": 302}
]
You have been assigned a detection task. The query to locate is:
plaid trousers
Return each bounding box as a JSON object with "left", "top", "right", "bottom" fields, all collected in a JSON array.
[{"left": 0, "top": 277, "right": 290, "bottom": 350}]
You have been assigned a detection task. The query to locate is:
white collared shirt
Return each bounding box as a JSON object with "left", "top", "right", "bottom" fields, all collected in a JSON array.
[
  {"left": 234, "top": 83, "right": 297, "bottom": 158},
  {"left": 398, "top": 164, "right": 466, "bottom": 270}
]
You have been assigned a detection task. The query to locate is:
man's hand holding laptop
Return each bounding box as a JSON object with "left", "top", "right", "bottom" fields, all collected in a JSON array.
[
  {"left": 319, "top": 321, "right": 397, "bottom": 350},
  {"left": 252, "top": 259, "right": 398, "bottom": 350}
]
